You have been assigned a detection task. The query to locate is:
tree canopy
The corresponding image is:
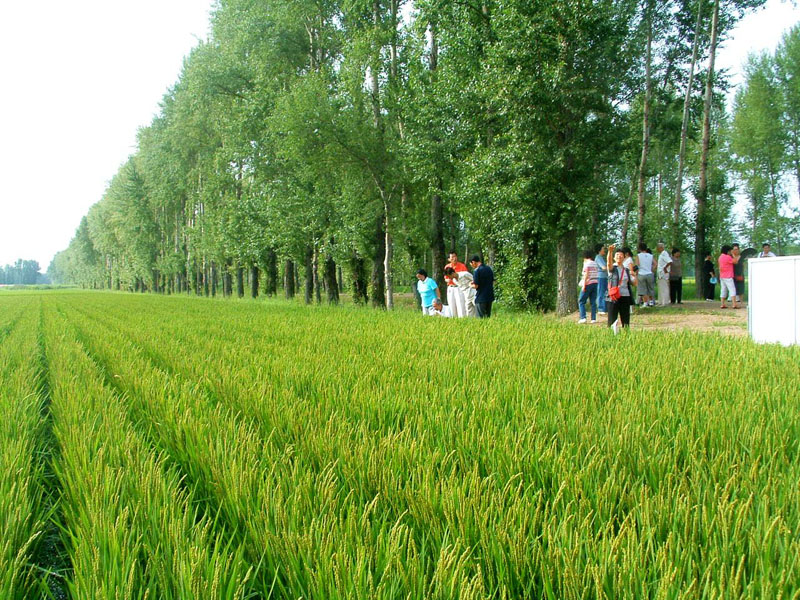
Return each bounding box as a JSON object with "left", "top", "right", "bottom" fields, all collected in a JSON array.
[{"left": 51, "top": 0, "right": 797, "bottom": 311}]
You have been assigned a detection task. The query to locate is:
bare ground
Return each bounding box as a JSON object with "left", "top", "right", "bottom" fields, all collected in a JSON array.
[{"left": 566, "top": 300, "right": 748, "bottom": 336}]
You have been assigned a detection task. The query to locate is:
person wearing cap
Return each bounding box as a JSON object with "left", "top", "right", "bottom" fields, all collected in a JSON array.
[
  {"left": 444, "top": 251, "right": 469, "bottom": 317},
  {"left": 469, "top": 254, "right": 495, "bottom": 318},
  {"left": 416, "top": 269, "right": 441, "bottom": 315}
]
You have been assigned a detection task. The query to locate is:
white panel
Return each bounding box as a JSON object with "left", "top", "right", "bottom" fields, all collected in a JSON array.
[
  {"left": 796, "top": 259, "right": 800, "bottom": 345},
  {"left": 749, "top": 257, "right": 799, "bottom": 346}
]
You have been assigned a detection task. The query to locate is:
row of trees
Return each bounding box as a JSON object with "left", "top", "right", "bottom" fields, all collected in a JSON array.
[
  {"left": 49, "top": 0, "right": 799, "bottom": 313},
  {"left": 0, "top": 260, "right": 46, "bottom": 286}
]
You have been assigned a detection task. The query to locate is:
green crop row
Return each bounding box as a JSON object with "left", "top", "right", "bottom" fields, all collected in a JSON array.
[
  {"left": 48, "top": 292, "right": 800, "bottom": 598},
  {"left": 0, "top": 299, "right": 46, "bottom": 599},
  {"left": 2, "top": 290, "right": 800, "bottom": 599},
  {"left": 41, "top": 304, "right": 252, "bottom": 599}
]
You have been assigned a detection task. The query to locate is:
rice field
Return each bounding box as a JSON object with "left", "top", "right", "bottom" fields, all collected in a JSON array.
[{"left": 1, "top": 290, "right": 800, "bottom": 599}]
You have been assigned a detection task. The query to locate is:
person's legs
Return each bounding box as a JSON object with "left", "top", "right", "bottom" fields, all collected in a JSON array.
[
  {"left": 578, "top": 287, "right": 590, "bottom": 320},
  {"left": 607, "top": 301, "right": 619, "bottom": 327},
  {"left": 676, "top": 277, "right": 682, "bottom": 303},
  {"left": 720, "top": 279, "right": 735, "bottom": 307},
  {"left": 448, "top": 286, "right": 466, "bottom": 317},
  {"left": 670, "top": 279, "right": 677, "bottom": 304},
  {"left": 476, "top": 302, "right": 491, "bottom": 318},
  {"left": 587, "top": 283, "right": 598, "bottom": 320},
  {"left": 597, "top": 279, "right": 607, "bottom": 313},
  {"left": 658, "top": 278, "right": 669, "bottom": 306},
  {"left": 619, "top": 297, "right": 631, "bottom": 327}
]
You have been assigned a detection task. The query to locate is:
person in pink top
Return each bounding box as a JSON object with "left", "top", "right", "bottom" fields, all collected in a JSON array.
[{"left": 718, "top": 245, "right": 741, "bottom": 309}]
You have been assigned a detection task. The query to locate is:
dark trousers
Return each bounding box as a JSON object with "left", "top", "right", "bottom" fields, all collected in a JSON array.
[
  {"left": 669, "top": 278, "right": 682, "bottom": 304},
  {"left": 704, "top": 279, "right": 715, "bottom": 300},
  {"left": 607, "top": 296, "right": 632, "bottom": 328},
  {"left": 476, "top": 301, "right": 493, "bottom": 318}
]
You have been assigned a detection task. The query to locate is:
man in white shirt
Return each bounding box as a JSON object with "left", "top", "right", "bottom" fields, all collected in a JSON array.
[
  {"left": 430, "top": 298, "right": 453, "bottom": 317},
  {"left": 759, "top": 243, "right": 776, "bottom": 258},
  {"left": 635, "top": 244, "right": 655, "bottom": 307},
  {"left": 656, "top": 242, "right": 672, "bottom": 307}
]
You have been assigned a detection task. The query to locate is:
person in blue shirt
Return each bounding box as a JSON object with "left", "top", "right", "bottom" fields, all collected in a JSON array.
[
  {"left": 469, "top": 254, "right": 495, "bottom": 318},
  {"left": 594, "top": 244, "right": 608, "bottom": 315},
  {"left": 416, "top": 269, "right": 441, "bottom": 315}
]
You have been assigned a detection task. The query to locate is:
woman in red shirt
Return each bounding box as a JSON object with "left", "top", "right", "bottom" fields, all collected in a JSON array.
[{"left": 718, "top": 245, "right": 740, "bottom": 309}]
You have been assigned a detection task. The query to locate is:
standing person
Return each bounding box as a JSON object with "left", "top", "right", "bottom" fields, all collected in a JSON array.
[
  {"left": 444, "top": 266, "right": 477, "bottom": 317},
  {"left": 759, "top": 243, "right": 776, "bottom": 258},
  {"left": 732, "top": 244, "right": 745, "bottom": 305},
  {"left": 635, "top": 243, "right": 655, "bottom": 307},
  {"left": 656, "top": 242, "right": 672, "bottom": 307},
  {"left": 469, "top": 255, "right": 495, "bottom": 318},
  {"left": 444, "top": 251, "right": 469, "bottom": 317},
  {"left": 578, "top": 250, "right": 599, "bottom": 324},
  {"left": 606, "top": 244, "right": 636, "bottom": 333},
  {"left": 594, "top": 244, "right": 608, "bottom": 315},
  {"left": 669, "top": 248, "right": 683, "bottom": 304},
  {"left": 703, "top": 253, "right": 716, "bottom": 301},
  {"left": 622, "top": 247, "right": 637, "bottom": 314},
  {"left": 416, "top": 269, "right": 441, "bottom": 315},
  {"left": 718, "top": 245, "right": 740, "bottom": 309}
]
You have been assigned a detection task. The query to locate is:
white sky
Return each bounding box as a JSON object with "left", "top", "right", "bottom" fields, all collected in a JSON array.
[{"left": 0, "top": 0, "right": 798, "bottom": 271}]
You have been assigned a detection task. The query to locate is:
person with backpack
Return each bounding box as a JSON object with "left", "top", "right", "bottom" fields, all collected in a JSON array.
[{"left": 606, "top": 244, "right": 637, "bottom": 333}]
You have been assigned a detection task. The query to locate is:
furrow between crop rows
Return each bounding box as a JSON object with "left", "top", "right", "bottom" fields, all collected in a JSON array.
[{"left": 41, "top": 298, "right": 253, "bottom": 599}]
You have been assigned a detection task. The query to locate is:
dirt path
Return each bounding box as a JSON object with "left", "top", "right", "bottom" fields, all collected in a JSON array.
[{"left": 567, "top": 300, "right": 748, "bottom": 336}]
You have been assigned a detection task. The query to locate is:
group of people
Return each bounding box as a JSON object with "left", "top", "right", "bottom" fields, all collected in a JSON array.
[
  {"left": 701, "top": 242, "right": 774, "bottom": 308},
  {"left": 579, "top": 242, "right": 686, "bottom": 330},
  {"left": 416, "top": 253, "right": 495, "bottom": 319}
]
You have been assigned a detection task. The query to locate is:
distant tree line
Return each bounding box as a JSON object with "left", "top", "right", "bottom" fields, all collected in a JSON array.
[
  {"left": 1, "top": 260, "right": 47, "bottom": 285},
  {"left": 49, "top": 0, "right": 800, "bottom": 313}
]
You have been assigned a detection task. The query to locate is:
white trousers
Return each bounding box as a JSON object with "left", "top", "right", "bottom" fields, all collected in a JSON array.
[
  {"left": 720, "top": 278, "right": 736, "bottom": 300},
  {"left": 447, "top": 286, "right": 467, "bottom": 318},
  {"left": 658, "top": 278, "right": 670, "bottom": 306}
]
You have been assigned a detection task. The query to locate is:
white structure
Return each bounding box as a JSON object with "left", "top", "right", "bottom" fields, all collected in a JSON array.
[{"left": 748, "top": 255, "right": 800, "bottom": 346}]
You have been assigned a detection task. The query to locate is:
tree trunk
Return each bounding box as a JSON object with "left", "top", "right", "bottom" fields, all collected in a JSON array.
[
  {"left": 350, "top": 252, "right": 368, "bottom": 305},
  {"left": 637, "top": 10, "right": 653, "bottom": 250},
  {"left": 236, "top": 264, "right": 244, "bottom": 298},
  {"left": 324, "top": 256, "right": 340, "bottom": 304},
  {"left": 384, "top": 209, "right": 394, "bottom": 310},
  {"left": 556, "top": 229, "right": 578, "bottom": 316},
  {"left": 284, "top": 259, "right": 296, "bottom": 299},
  {"left": 304, "top": 246, "right": 313, "bottom": 304},
  {"left": 223, "top": 260, "right": 232, "bottom": 297},
  {"left": 211, "top": 262, "right": 217, "bottom": 297},
  {"left": 337, "top": 264, "right": 343, "bottom": 292},
  {"left": 312, "top": 247, "right": 321, "bottom": 304},
  {"left": 674, "top": 0, "right": 703, "bottom": 246},
  {"left": 430, "top": 187, "right": 446, "bottom": 294},
  {"left": 250, "top": 265, "right": 259, "bottom": 299},
  {"left": 265, "top": 250, "right": 278, "bottom": 296},
  {"left": 695, "top": 0, "right": 719, "bottom": 297},
  {"left": 371, "top": 214, "right": 386, "bottom": 308}
]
